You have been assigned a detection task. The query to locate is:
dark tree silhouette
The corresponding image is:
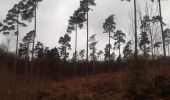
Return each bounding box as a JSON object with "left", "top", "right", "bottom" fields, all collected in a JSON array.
[
  {"left": 154, "top": 41, "right": 162, "bottom": 56},
  {"left": 58, "top": 34, "right": 71, "bottom": 61},
  {"left": 0, "top": 22, "right": 2, "bottom": 29},
  {"left": 79, "top": 0, "right": 96, "bottom": 61},
  {"left": 19, "top": 30, "right": 35, "bottom": 76},
  {"left": 47, "top": 47, "right": 60, "bottom": 60},
  {"left": 140, "top": 15, "right": 151, "bottom": 57},
  {"left": 113, "top": 30, "right": 126, "bottom": 56},
  {"left": 110, "top": 52, "right": 116, "bottom": 61},
  {"left": 16, "top": 0, "right": 43, "bottom": 82},
  {"left": 72, "top": 51, "right": 78, "bottom": 61},
  {"left": 89, "top": 34, "right": 98, "bottom": 61},
  {"left": 121, "top": 0, "right": 138, "bottom": 61},
  {"left": 140, "top": 14, "right": 154, "bottom": 59},
  {"left": 139, "top": 31, "right": 150, "bottom": 57},
  {"left": 103, "top": 15, "right": 116, "bottom": 61},
  {"left": 151, "top": 0, "right": 166, "bottom": 57},
  {"left": 2, "top": 4, "right": 27, "bottom": 82},
  {"left": 45, "top": 47, "right": 60, "bottom": 60},
  {"left": 19, "top": 30, "right": 35, "bottom": 80},
  {"left": 89, "top": 34, "right": 97, "bottom": 73},
  {"left": 97, "top": 50, "right": 103, "bottom": 61},
  {"left": 123, "top": 40, "right": 133, "bottom": 61},
  {"left": 26, "top": 0, "right": 42, "bottom": 81},
  {"left": 34, "top": 41, "right": 44, "bottom": 59},
  {"left": 3, "top": 3, "right": 27, "bottom": 55},
  {"left": 104, "top": 44, "right": 112, "bottom": 61},
  {"left": 19, "top": 43, "right": 28, "bottom": 59},
  {"left": 67, "top": 8, "right": 86, "bottom": 62},
  {"left": 164, "top": 28, "right": 170, "bottom": 55},
  {"left": 79, "top": 49, "right": 85, "bottom": 60}
]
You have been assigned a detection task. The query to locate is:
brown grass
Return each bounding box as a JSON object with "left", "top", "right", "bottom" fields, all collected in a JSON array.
[{"left": 1, "top": 52, "right": 170, "bottom": 100}]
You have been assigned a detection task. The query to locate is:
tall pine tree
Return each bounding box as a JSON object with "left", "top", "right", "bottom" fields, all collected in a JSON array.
[
  {"left": 103, "top": 15, "right": 116, "bottom": 61},
  {"left": 79, "top": 0, "right": 96, "bottom": 61}
]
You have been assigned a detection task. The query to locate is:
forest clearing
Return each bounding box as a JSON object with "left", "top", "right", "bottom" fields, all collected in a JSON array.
[{"left": 0, "top": 0, "right": 170, "bottom": 99}]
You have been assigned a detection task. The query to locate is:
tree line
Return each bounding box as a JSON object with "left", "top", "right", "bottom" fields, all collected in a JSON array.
[{"left": 0, "top": 0, "right": 170, "bottom": 81}]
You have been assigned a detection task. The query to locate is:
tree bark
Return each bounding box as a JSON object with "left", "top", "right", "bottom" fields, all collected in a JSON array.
[
  {"left": 31, "top": 1, "right": 37, "bottom": 82},
  {"left": 14, "top": 15, "right": 19, "bottom": 83},
  {"left": 119, "top": 35, "right": 121, "bottom": 56},
  {"left": 168, "top": 44, "right": 170, "bottom": 56},
  {"left": 146, "top": 2, "right": 154, "bottom": 59},
  {"left": 25, "top": 45, "right": 29, "bottom": 81},
  {"left": 109, "top": 31, "right": 111, "bottom": 61},
  {"left": 86, "top": 9, "right": 89, "bottom": 62},
  {"left": 134, "top": 0, "right": 138, "bottom": 61},
  {"left": 158, "top": 0, "right": 166, "bottom": 57},
  {"left": 75, "top": 24, "right": 78, "bottom": 62},
  {"left": 86, "top": 3, "right": 89, "bottom": 76},
  {"left": 74, "top": 24, "right": 78, "bottom": 76}
]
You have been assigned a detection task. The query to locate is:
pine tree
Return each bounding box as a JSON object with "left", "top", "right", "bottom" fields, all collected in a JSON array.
[
  {"left": 34, "top": 41, "right": 44, "bottom": 59},
  {"left": 113, "top": 30, "right": 126, "bottom": 56},
  {"left": 2, "top": 4, "right": 27, "bottom": 83},
  {"left": 121, "top": 0, "right": 137, "bottom": 60},
  {"left": 97, "top": 50, "right": 103, "bottom": 61},
  {"left": 58, "top": 34, "right": 71, "bottom": 61},
  {"left": 19, "top": 30, "right": 35, "bottom": 80},
  {"left": 139, "top": 15, "right": 151, "bottom": 58},
  {"left": 123, "top": 40, "right": 133, "bottom": 61},
  {"left": 139, "top": 31, "right": 150, "bottom": 57},
  {"left": 45, "top": 47, "right": 60, "bottom": 60},
  {"left": 67, "top": 8, "right": 86, "bottom": 62},
  {"left": 151, "top": 0, "right": 166, "bottom": 57},
  {"left": 89, "top": 34, "right": 98, "bottom": 61},
  {"left": 19, "top": 43, "right": 28, "bottom": 58},
  {"left": 153, "top": 41, "right": 162, "bottom": 56},
  {"left": 164, "top": 28, "right": 170, "bottom": 55},
  {"left": 3, "top": 3, "right": 27, "bottom": 56},
  {"left": 79, "top": 0, "right": 96, "bottom": 61},
  {"left": 18, "top": 0, "right": 43, "bottom": 82},
  {"left": 79, "top": 49, "right": 85, "bottom": 60},
  {"left": 140, "top": 14, "right": 154, "bottom": 59},
  {"left": 0, "top": 22, "right": 2, "bottom": 29},
  {"left": 104, "top": 44, "right": 112, "bottom": 61},
  {"left": 72, "top": 51, "right": 78, "bottom": 61},
  {"left": 19, "top": 30, "right": 35, "bottom": 59},
  {"left": 110, "top": 52, "right": 116, "bottom": 61},
  {"left": 103, "top": 15, "right": 116, "bottom": 61}
]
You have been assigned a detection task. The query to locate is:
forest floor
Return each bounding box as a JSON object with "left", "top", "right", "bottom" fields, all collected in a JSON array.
[
  {"left": 1, "top": 67, "right": 170, "bottom": 100},
  {"left": 2, "top": 70, "right": 129, "bottom": 100}
]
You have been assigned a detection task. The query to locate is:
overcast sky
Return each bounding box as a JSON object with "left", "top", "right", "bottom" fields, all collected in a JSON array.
[{"left": 0, "top": 0, "right": 170, "bottom": 56}]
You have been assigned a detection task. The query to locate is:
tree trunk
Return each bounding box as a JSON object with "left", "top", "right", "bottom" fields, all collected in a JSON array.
[
  {"left": 145, "top": 2, "right": 154, "bottom": 59},
  {"left": 14, "top": 15, "right": 19, "bottom": 83},
  {"left": 31, "top": 1, "right": 37, "bottom": 82},
  {"left": 65, "top": 45, "right": 67, "bottom": 62},
  {"left": 168, "top": 43, "right": 170, "bottom": 56},
  {"left": 109, "top": 31, "right": 111, "bottom": 61},
  {"left": 144, "top": 45, "right": 146, "bottom": 58},
  {"left": 158, "top": 0, "right": 166, "bottom": 57},
  {"left": 75, "top": 24, "right": 78, "bottom": 62},
  {"left": 6, "top": 38, "right": 11, "bottom": 53},
  {"left": 86, "top": 3, "right": 89, "bottom": 76},
  {"left": 74, "top": 24, "right": 78, "bottom": 76},
  {"left": 148, "top": 22, "right": 154, "bottom": 59},
  {"left": 25, "top": 45, "right": 29, "bottom": 81},
  {"left": 86, "top": 9, "right": 89, "bottom": 62},
  {"left": 134, "top": 0, "right": 138, "bottom": 61},
  {"left": 118, "top": 36, "right": 121, "bottom": 57}
]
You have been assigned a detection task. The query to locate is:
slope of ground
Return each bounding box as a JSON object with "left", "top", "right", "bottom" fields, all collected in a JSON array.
[
  {"left": 4, "top": 71, "right": 128, "bottom": 100},
  {"left": 1, "top": 66, "right": 170, "bottom": 100}
]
